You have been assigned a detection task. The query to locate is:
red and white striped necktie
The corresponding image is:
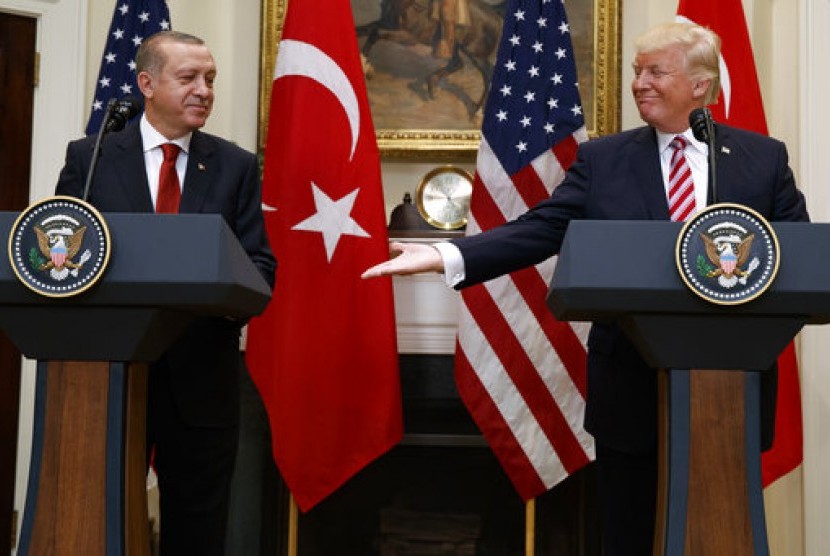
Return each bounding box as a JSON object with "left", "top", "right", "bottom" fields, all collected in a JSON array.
[{"left": 668, "top": 135, "right": 696, "bottom": 222}]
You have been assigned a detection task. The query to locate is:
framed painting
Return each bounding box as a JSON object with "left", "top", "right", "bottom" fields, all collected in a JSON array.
[{"left": 259, "top": 0, "right": 621, "bottom": 158}]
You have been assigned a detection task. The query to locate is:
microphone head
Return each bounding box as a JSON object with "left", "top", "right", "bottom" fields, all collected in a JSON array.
[
  {"left": 104, "top": 96, "right": 143, "bottom": 132},
  {"left": 689, "top": 107, "right": 712, "bottom": 142}
]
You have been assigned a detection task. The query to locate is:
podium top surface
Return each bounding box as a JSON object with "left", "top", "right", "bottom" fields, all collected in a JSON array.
[
  {"left": 548, "top": 220, "right": 830, "bottom": 325},
  {"left": 1, "top": 212, "right": 272, "bottom": 318}
]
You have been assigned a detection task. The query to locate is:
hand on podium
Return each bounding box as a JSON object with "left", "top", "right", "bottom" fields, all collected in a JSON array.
[{"left": 361, "top": 242, "right": 444, "bottom": 278}]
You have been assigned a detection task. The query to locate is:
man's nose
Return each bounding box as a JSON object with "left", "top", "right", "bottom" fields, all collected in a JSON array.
[
  {"left": 632, "top": 72, "right": 651, "bottom": 90},
  {"left": 194, "top": 77, "right": 211, "bottom": 97}
]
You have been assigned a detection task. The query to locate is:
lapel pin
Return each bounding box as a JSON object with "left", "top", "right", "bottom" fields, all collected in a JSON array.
[
  {"left": 198, "top": 162, "right": 206, "bottom": 171},
  {"left": 721, "top": 146, "right": 731, "bottom": 154}
]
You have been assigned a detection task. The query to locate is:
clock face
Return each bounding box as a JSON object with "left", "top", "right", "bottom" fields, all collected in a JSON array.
[{"left": 416, "top": 167, "right": 473, "bottom": 230}]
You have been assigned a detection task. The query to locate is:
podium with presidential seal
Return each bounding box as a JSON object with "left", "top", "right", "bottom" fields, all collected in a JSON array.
[
  {"left": 0, "top": 197, "right": 271, "bottom": 555},
  {"left": 547, "top": 204, "right": 830, "bottom": 555}
]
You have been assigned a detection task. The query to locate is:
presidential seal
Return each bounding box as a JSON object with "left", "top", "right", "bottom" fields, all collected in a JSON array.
[
  {"left": 7, "top": 196, "right": 111, "bottom": 298},
  {"left": 675, "top": 203, "right": 779, "bottom": 305}
]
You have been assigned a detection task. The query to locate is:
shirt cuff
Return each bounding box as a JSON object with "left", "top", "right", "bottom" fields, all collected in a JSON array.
[{"left": 432, "top": 242, "right": 465, "bottom": 288}]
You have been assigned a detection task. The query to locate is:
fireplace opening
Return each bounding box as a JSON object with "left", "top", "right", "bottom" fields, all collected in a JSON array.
[{"left": 287, "top": 355, "right": 600, "bottom": 555}]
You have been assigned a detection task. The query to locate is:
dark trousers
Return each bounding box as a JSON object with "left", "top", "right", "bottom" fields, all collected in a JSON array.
[
  {"left": 595, "top": 443, "right": 658, "bottom": 556},
  {"left": 147, "top": 360, "right": 239, "bottom": 556},
  {"left": 225, "top": 359, "right": 282, "bottom": 555}
]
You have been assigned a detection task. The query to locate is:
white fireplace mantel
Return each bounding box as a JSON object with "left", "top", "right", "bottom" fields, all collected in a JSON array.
[{"left": 389, "top": 236, "right": 461, "bottom": 355}]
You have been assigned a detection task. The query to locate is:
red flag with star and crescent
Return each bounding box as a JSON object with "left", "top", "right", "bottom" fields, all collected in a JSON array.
[
  {"left": 245, "top": 0, "right": 402, "bottom": 511},
  {"left": 677, "top": 0, "right": 803, "bottom": 488}
]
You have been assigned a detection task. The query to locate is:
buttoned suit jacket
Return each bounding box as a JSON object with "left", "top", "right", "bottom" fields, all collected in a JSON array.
[
  {"left": 452, "top": 123, "right": 808, "bottom": 454},
  {"left": 55, "top": 123, "right": 277, "bottom": 428}
]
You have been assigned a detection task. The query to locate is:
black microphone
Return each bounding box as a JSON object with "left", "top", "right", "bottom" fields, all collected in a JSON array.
[
  {"left": 689, "top": 107, "right": 718, "bottom": 205},
  {"left": 83, "top": 96, "right": 143, "bottom": 201},
  {"left": 103, "top": 96, "right": 142, "bottom": 133}
]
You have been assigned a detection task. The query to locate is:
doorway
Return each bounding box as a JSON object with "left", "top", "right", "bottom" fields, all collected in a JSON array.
[{"left": 0, "top": 10, "right": 36, "bottom": 554}]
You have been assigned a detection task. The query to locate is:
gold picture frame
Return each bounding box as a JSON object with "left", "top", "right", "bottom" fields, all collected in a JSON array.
[{"left": 258, "top": 0, "right": 620, "bottom": 159}]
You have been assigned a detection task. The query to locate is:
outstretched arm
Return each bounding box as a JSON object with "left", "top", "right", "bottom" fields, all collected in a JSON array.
[{"left": 361, "top": 242, "right": 445, "bottom": 278}]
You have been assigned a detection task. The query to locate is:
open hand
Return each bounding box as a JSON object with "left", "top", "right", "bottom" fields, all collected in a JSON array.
[{"left": 361, "top": 242, "right": 444, "bottom": 278}]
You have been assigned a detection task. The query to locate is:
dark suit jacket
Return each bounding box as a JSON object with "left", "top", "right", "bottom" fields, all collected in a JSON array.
[
  {"left": 55, "top": 123, "right": 277, "bottom": 428},
  {"left": 452, "top": 124, "right": 809, "bottom": 453}
]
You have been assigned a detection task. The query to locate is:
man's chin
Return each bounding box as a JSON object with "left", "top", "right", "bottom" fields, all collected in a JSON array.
[
  {"left": 637, "top": 110, "right": 657, "bottom": 127},
  {"left": 186, "top": 115, "right": 209, "bottom": 129}
]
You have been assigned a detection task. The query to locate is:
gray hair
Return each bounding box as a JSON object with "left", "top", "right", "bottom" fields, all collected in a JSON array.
[{"left": 136, "top": 31, "right": 206, "bottom": 75}]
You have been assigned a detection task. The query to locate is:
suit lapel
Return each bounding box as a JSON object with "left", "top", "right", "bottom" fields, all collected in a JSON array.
[
  {"left": 110, "top": 125, "right": 154, "bottom": 211},
  {"left": 179, "top": 131, "right": 214, "bottom": 214},
  {"left": 710, "top": 125, "right": 733, "bottom": 204},
  {"left": 629, "top": 127, "right": 671, "bottom": 220}
]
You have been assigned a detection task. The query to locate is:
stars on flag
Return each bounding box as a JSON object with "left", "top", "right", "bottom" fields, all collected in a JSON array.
[
  {"left": 291, "top": 182, "right": 371, "bottom": 262},
  {"left": 85, "top": 0, "right": 171, "bottom": 135},
  {"left": 483, "top": 0, "right": 585, "bottom": 175}
]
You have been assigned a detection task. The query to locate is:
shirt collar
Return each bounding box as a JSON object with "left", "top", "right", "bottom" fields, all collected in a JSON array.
[
  {"left": 656, "top": 128, "right": 708, "bottom": 156},
  {"left": 140, "top": 114, "right": 192, "bottom": 154}
]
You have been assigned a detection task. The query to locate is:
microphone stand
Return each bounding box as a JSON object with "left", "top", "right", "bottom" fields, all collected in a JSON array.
[
  {"left": 704, "top": 110, "right": 718, "bottom": 206},
  {"left": 82, "top": 98, "right": 119, "bottom": 202}
]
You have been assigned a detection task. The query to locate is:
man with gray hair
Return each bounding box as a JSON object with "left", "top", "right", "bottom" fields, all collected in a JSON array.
[
  {"left": 56, "top": 30, "right": 276, "bottom": 554},
  {"left": 363, "top": 21, "right": 807, "bottom": 554}
]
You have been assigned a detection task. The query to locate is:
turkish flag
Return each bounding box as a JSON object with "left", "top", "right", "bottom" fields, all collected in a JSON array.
[
  {"left": 245, "top": 0, "right": 402, "bottom": 511},
  {"left": 677, "top": 0, "right": 767, "bottom": 134},
  {"left": 678, "top": 0, "right": 803, "bottom": 488}
]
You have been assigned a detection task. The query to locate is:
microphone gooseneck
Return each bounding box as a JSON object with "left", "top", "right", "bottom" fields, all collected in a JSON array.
[
  {"left": 104, "top": 96, "right": 141, "bottom": 133},
  {"left": 689, "top": 107, "right": 717, "bottom": 206},
  {"left": 689, "top": 107, "right": 710, "bottom": 142},
  {"left": 82, "top": 96, "right": 142, "bottom": 201}
]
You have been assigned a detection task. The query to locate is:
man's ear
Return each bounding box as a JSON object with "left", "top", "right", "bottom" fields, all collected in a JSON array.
[
  {"left": 137, "top": 71, "right": 153, "bottom": 98},
  {"left": 692, "top": 78, "right": 711, "bottom": 100}
]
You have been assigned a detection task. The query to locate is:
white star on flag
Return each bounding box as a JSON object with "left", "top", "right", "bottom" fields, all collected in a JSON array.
[{"left": 292, "top": 182, "right": 370, "bottom": 262}]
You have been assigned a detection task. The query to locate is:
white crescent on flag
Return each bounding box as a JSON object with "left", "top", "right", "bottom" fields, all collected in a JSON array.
[
  {"left": 273, "top": 39, "right": 360, "bottom": 160},
  {"left": 676, "top": 15, "right": 732, "bottom": 118}
]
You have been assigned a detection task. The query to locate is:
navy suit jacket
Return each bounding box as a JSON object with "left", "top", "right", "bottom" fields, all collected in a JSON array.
[
  {"left": 452, "top": 124, "right": 808, "bottom": 453},
  {"left": 55, "top": 123, "right": 276, "bottom": 428}
]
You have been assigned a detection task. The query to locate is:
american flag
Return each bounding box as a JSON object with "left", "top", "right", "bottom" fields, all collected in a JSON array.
[
  {"left": 454, "top": 0, "right": 594, "bottom": 500},
  {"left": 85, "top": 0, "right": 171, "bottom": 135}
]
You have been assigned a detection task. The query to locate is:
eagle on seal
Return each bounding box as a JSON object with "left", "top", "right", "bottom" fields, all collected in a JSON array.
[
  {"left": 701, "top": 231, "right": 754, "bottom": 278},
  {"left": 35, "top": 225, "right": 87, "bottom": 271}
]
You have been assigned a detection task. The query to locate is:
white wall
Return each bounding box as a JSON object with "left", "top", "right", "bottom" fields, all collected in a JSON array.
[{"left": 798, "top": 0, "right": 830, "bottom": 553}]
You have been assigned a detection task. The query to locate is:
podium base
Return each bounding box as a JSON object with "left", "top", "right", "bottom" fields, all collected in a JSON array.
[
  {"left": 18, "top": 361, "right": 150, "bottom": 556},
  {"left": 655, "top": 369, "right": 768, "bottom": 556}
]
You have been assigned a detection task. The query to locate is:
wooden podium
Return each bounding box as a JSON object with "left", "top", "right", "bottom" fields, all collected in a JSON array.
[
  {"left": 0, "top": 212, "right": 271, "bottom": 555},
  {"left": 547, "top": 220, "right": 829, "bottom": 555}
]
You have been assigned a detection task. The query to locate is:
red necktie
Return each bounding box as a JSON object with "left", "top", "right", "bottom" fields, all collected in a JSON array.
[
  {"left": 156, "top": 143, "right": 181, "bottom": 213},
  {"left": 668, "top": 136, "right": 696, "bottom": 222}
]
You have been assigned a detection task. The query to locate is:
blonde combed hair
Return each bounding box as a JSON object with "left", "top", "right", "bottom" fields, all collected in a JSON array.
[{"left": 634, "top": 22, "right": 721, "bottom": 105}]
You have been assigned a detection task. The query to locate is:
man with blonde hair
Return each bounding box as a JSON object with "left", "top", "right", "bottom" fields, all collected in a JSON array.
[{"left": 364, "top": 21, "right": 807, "bottom": 554}]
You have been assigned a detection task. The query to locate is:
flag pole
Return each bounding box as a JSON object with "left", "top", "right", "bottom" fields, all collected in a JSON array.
[
  {"left": 525, "top": 498, "right": 535, "bottom": 555},
  {"left": 288, "top": 495, "right": 298, "bottom": 556}
]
